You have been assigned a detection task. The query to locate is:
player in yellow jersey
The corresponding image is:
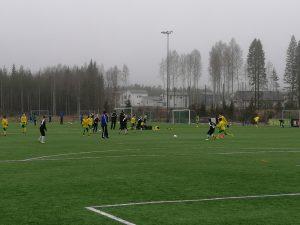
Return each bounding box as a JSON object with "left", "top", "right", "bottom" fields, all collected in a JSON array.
[
  {"left": 82, "top": 115, "right": 89, "bottom": 136},
  {"left": 88, "top": 115, "right": 93, "bottom": 134},
  {"left": 20, "top": 113, "right": 28, "bottom": 134},
  {"left": 130, "top": 114, "right": 137, "bottom": 130},
  {"left": 218, "top": 114, "right": 228, "bottom": 127},
  {"left": 2, "top": 115, "right": 8, "bottom": 136},
  {"left": 216, "top": 117, "right": 226, "bottom": 139},
  {"left": 254, "top": 115, "right": 260, "bottom": 128}
]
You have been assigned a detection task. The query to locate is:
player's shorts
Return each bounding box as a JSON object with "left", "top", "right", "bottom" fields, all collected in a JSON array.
[
  {"left": 207, "top": 128, "right": 215, "bottom": 136},
  {"left": 21, "top": 124, "right": 26, "bottom": 128},
  {"left": 3, "top": 127, "right": 7, "bottom": 131},
  {"left": 218, "top": 129, "right": 225, "bottom": 134}
]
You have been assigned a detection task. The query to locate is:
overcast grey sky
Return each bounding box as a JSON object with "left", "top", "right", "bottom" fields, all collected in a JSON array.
[{"left": 1, "top": 0, "right": 300, "bottom": 87}]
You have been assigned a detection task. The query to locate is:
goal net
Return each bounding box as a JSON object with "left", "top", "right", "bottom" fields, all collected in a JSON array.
[
  {"left": 114, "top": 107, "right": 133, "bottom": 116},
  {"left": 172, "top": 109, "right": 195, "bottom": 125},
  {"left": 30, "top": 110, "right": 50, "bottom": 117},
  {"left": 281, "top": 110, "right": 300, "bottom": 127}
]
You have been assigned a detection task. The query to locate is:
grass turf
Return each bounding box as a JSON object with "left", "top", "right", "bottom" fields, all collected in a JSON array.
[{"left": 0, "top": 122, "right": 299, "bottom": 225}]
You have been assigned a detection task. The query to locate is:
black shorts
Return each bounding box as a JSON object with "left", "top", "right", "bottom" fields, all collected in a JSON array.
[
  {"left": 40, "top": 128, "right": 46, "bottom": 136},
  {"left": 207, "top": 128, "right": 215, "bottom": 136},
  {"left": 120, "top": 122, "right": 127, "bottom": 130}
]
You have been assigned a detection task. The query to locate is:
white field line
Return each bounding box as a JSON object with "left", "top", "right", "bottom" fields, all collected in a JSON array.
[
  {"left": 36, "top": 154, "right": 165, "bottom": 161},
  {"left": 0, "top": 149, "right": 143, "bottom": 163},
  {"left": 1, "top": 150, "right": 300, "bottom": 163},
  {"left": 86, "top": 193, "right": 300, "bottom": 225},
  {"left": 86, "top": 207, "right": 135, "bottom": 225}
]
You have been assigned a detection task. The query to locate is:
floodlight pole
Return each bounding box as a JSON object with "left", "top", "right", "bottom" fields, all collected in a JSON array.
[{"left": 161, "top": 30, "right": 173, "bottom": 123}]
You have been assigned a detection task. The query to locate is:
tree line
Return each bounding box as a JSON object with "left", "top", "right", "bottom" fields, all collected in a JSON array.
[
  {"left": 159, "top": 49, "right": 202, "bottom": 106},
  {"left": 0, "top": 60, "right": 129, "bottom": 115}
]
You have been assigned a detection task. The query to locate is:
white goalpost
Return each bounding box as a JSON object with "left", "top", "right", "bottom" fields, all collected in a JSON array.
[
  {"left": 172, "top": 109, "right": 194, "bottom": 125},
  {"left": 114, "top": 107, "right": 133, "bottom": 115},
  {"left": 281, "top": 110, "right": 300, "bottom": 127}
]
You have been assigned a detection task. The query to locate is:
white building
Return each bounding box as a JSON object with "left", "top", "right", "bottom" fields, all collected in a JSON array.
[
  {"left": 161, "top": 92, "right": 189, "bottom": 109},
  {"left": 121, "top": 89, "right": 148, "bottom": 107},
  {"left": 120, "top": 89, "right": 189, "bottom": 108}
]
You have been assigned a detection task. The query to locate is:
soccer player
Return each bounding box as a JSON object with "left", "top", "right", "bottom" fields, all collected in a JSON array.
[
  {"left": 93, "top": 114, "right": 99, "bottom": 133},
  {"left": 218, "top": 114, "right": 228, "bottom": 127},
  {"left": 101, "top": 111, "right": 109, "bottom": 139},
  {"left": 82, "top": 115, "right": 89, "bottom": 136},
  {"left": 2, "top": 115, "right": 8, "bottom": 136},
  {"left": 111, "top": 111, "right": 117, "bottom": 130},
  {"left": 38, "top": 115, "right": 47, "bottom": 144},
  {"left": 279, "top": 119, "right": 285, "bottom": 128},
  {"left": 130, "top": 114, "right": 137, "bottom": 130},
  {"left": 20, "top": 113, "right": 28, "bottom": 134},
  {"left": 216, "top": 117, "right": 226, "bottom": 139},
  {"left": 88, "top": 115, "right": 93, "bottom": 134},
  {"left": 195, "top": 115, "right": 200, "bottom": 128},
  {"left": 137, "top": 116, "right": 143, "bottom": 130},
  {"left": 254, "top": 115, "right": 260, "bottom": 128},
  {"left": 119, "top": 112, "right": 128, "bottom": 134},
  {"left": 206, "top": 118, "right": 216, "bottom": 140}
]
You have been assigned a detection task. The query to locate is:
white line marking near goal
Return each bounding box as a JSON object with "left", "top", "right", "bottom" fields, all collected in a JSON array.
[
  {"left": 86, "top": 207, "right": 136, "bottom": 225},
  {"left": 86, "top": 193, "right": 300, "bottom": 225}
]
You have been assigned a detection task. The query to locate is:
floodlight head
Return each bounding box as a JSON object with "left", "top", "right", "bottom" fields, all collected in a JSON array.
[{"left": 161, "top": 31, "right": 173, "bottom": 35}]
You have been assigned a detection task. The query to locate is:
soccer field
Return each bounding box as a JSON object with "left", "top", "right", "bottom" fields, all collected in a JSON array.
[{"left": 1, "top": 122, "right": 299, "bottom": 225}]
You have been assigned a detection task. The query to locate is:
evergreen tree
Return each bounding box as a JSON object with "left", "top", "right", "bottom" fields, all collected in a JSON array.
[
  {"left": 271, "top": 68, "right": 280, "bottom": 92},
  {"left": 296, "top": 41, "right": 300, "bottom": 107},
  {"left": 284, "top": 35, "right": 297, "bottom": 106},
  {"left": 247, "top": 39, "right": 266, "bottom": 110}
]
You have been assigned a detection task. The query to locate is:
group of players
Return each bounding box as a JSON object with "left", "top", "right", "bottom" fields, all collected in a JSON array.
[
  {"left": 1, "top": 111, "right": 261, "bottom": 143},
  {"left": 1, "top": 113, "right": 48, "bottom": 143},
  {"left": 206, "top": 114, "right": 260, "bottom": 140},
  {"left": 80, "top": 110, "right": 149, "bottom": 138}
]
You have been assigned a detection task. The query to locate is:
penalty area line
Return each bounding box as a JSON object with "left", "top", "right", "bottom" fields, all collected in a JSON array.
[
  {"left": 86, "top": 193, "right": 300, "bottom": 225},
  {"left": 86, "top": 207, "right": 135, "bottom": 225}
]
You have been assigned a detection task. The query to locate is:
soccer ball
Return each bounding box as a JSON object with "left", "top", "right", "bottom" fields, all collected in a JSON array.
[{"left": 173, "top": 134, "right": 178, "bottom": 138}]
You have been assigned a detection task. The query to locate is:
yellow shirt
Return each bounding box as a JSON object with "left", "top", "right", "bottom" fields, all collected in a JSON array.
[
  {"left": 21, "top": 115, "right": 27, "bottom": 125},
  {"left": 88, "top": 117, "right": 93, "bottom": 126},
  {"left": 219, "top": 115, "right": 228, "bottom": 126},
  {"left": 82, "top": 118, "right": 89, "bottom": 128},
  {"left": 2, "top": 118, "right": 8, "bottom": 128},
  {"left": 217, "top": 120, "right": 226, "bottom": 131},
  {"left": 130, "top": 117, "right": 136, "bottom": 124},
  {"left": 254, "top": 116, "right": 260, "bottom": 123}
]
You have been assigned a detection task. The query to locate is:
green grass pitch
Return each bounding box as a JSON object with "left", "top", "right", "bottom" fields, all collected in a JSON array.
[{"left": 0, "top": 122, "right": 299, "bottom": 225}]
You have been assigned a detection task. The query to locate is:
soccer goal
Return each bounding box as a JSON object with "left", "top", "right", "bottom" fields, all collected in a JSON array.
[
  {"left": 114, "top": 107, "right": 133, "bottom": 115},
  {"left": 79, "top": 110, "right": 94, "bottom": 116},
  {"left": 172, "top": 109, "right": 195, "bottom": 125},
  {"left": 30, "top": 110, "right": 50, "bottom": 117},
  {"left": 281, "top": 110, "right": 300, "bottom": 127}
]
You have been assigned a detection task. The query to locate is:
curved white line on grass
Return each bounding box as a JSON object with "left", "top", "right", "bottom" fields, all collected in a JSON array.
[{"left": 86, "top": 193, "right": 300, "bottom": 225}]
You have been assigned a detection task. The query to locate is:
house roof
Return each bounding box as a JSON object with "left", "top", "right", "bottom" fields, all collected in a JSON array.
[
  {"left": 127, "top": 89, "right": 148, "bottom": 94},
  {"left": 234, "top": 91, "right": 284, "bottom": 101}
]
